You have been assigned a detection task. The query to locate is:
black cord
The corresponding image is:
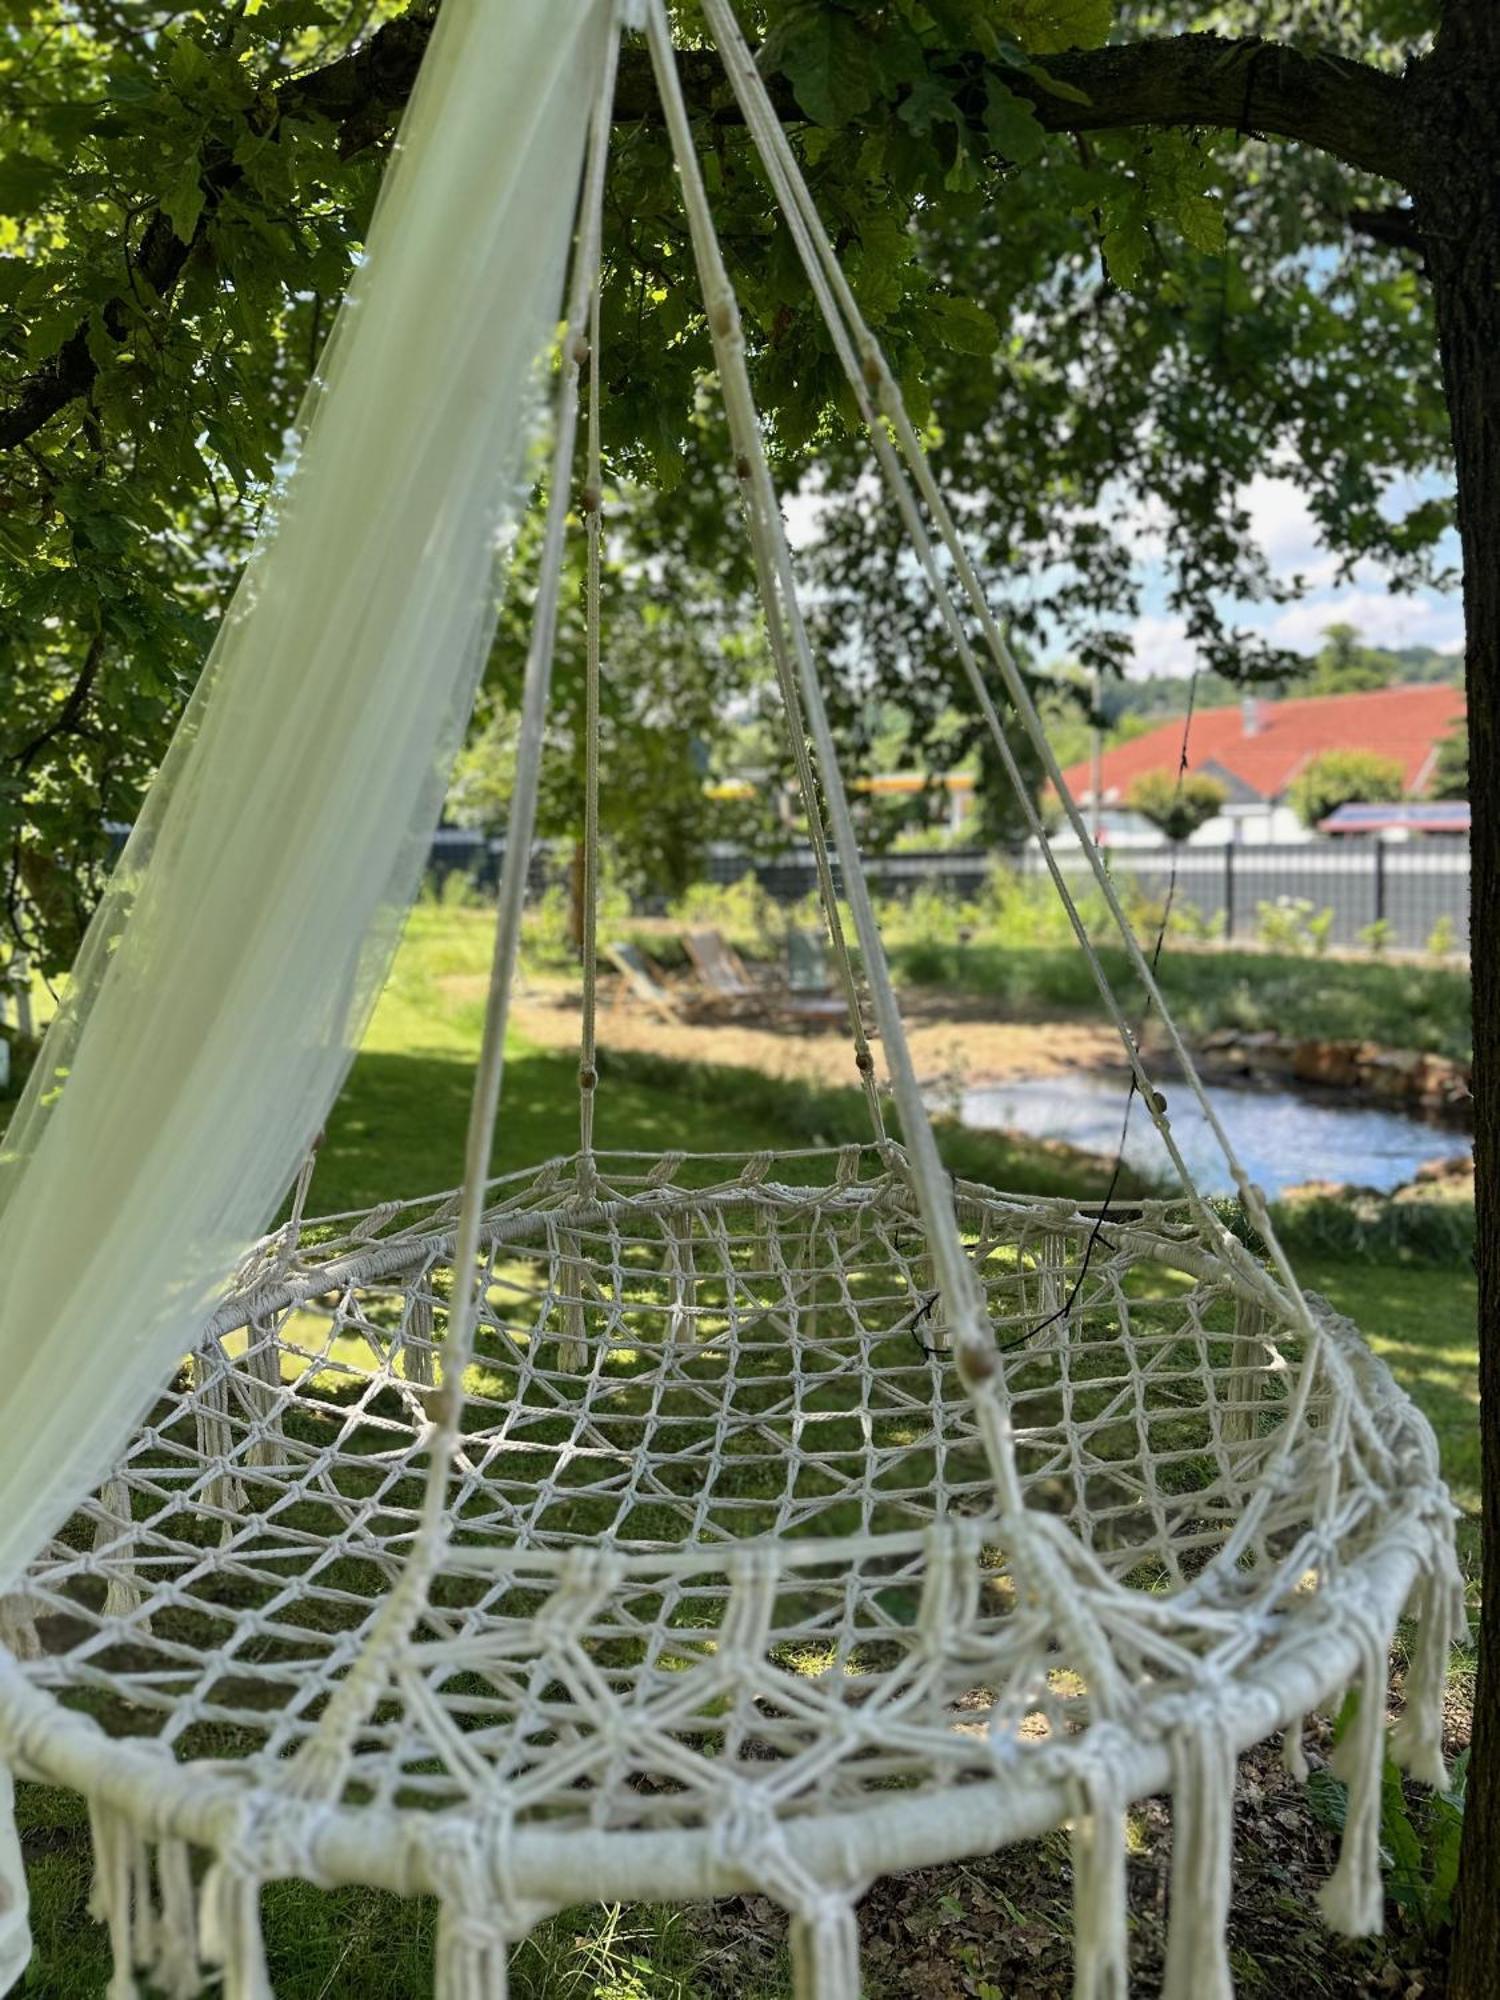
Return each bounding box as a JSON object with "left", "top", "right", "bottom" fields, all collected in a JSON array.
[{"left": 905, "top": 669, "right": 1202, "bottom": 1361}]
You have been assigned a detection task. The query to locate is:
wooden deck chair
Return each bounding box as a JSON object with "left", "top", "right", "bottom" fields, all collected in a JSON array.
[
  {"left": 682, "top": 929, "right": 762, "bottom": 1010},
  {"left": 606, "top": 941, "right": 680, "bottom": 1023},
  {"left": 687, "top": 927, "right": 849, "bottom": 1027},
  {"left": 786, "top": 926, "right": 831, "bottom": 995}
]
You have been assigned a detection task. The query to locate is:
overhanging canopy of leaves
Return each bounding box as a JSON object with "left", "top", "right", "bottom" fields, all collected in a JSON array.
[{"left": 0, "top": 0, "right": 1455, "bottom": 969}]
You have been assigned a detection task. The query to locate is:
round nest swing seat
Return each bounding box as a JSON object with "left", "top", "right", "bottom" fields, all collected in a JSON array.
[{"left": 1, "top": 1145, "right": 1454, "bottom": 1939}]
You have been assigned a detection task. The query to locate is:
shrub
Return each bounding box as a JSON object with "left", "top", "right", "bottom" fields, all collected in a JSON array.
[
  {"left": 1426, "top": 914, "right": 1459, "bottom": 959},
  {"left": 667, "top": 873, "right": 779, "bottom": 957},
  {"left": 1255, "top": 897, "right": 1334, "bottom": 955},
  {"left": 1287, "top": 749, "right": 1405, "bottom": 829},
  {"left": 1127, "top": 769, "right": 1228, "bottom": 843},
  {"left": 1358, "top": 917, "right": 1395, "bottom": 956}
]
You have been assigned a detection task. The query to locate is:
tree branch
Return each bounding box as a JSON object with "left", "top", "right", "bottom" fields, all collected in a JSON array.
[
  {"left": 1008, "top": 37, "right": 1415, "bottom": 184},
  {"left": 1348, "top": 202, "right": 1425, "bottom": 254},
  {"left": 0, "top": 11, "right": 1418, "bottom": 454},
  {"left": 13, "top": 630, "right": 106, "bottom": 771}
]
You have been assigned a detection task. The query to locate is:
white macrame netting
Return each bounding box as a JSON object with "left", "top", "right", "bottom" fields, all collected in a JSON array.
[{"left": 0, "top": 2, "right": 1464, "bottom": 1997}]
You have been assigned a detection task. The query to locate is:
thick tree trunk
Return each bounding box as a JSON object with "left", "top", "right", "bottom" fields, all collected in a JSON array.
[{"left": 1421, "top": 7, "right": 1500, "bottom": 1992}]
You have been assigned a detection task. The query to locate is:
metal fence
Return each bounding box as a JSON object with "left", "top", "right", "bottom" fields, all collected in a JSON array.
[
  {"left": 1027, "top": 838, "right": 1471, "bottom": 953},
  {"left": 701, "top": 837, "right": 1471, "bottom": 953},
  {"left": 432, "top": 832, "right": 1470, "bottom": 955}
]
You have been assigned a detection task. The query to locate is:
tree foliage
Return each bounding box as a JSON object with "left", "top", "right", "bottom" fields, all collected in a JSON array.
[
  {"left": 0, "top": 0, "right": 1460, "bottom": 972},
  {"left": 1429, "top": 723, "right": 1469, "bottom": 799},
  {"left": 1287, "top": 747, "right": 1406, "bottom": 827},
  {"left": 1127, "top": 768, "right": 1227, "bottom": 841}
]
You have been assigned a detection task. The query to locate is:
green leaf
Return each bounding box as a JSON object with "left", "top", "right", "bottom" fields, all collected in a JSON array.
[
  {"left": 1100, "top": 215, "right": 1150, "bottom": 292},
  {"left": 1176, "top": 191, "right": 1226, "bottom": 255},
  {"left": 24, "top": 299, "right": 80, "bottom": 363},
  {"left": 166, "top": 35, "right": 213, "bottom": 95},
  {"left": 984, "top": 79, "right": 1045, "bottom": 165},
  {"left": 898, "top": 75, "right": 957, "bottom": 136},
  {"left": 162, "top": 159, "right": 206, "bottom": 243},
  {"left": 0, "top": 153, "right": 58, "bottom": 216},
  {"left": 997, "top": 0, "right": 1113, "bottom": 54},
  {"left": 779, "top": 9, "right": 876, "bottom": 128},
  {"left": 930, "top": 295, "right": 999, "bottom": 356}
]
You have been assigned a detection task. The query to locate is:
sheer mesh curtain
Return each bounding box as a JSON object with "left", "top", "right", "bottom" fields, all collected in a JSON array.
[{"left": 0, "top": 0, "right": 611, "bottom": 1590}]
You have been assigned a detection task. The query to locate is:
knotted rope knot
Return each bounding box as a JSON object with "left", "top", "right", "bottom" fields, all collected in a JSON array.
[
  {"left": 426, "top": 1804, "right": 544, "bottom": 1938},
  {"left": 353, "top": 1200, "right": 402, "bottom": 1241},
  {"left": 710, "top": 1782, "right": 788, "bottom": 1885},
  {"left": 721, "top": 1545, "right": 781, "bottom": 1666},
  {"left": 708, "top": 290, "right": 741, "bottom": 343},
  {"left": 739, "top": 1150, "right": 774, "bottom": 1185},
  {"left": 916, "top": 1517, "right": 982, "bottom": 1658},
  {"left": 207, "top": 1786, "right": 335, "bottom": 1893},
  {"left": 712, "top": 1784, "right": 864, "bottom": 1927},
  {"left": 834, "top": 1143, "right": 862, "bottom": 1188},
  {"left": 426, "top": 1806, "right": 550, "bottom": 1999},
  {"left": 646, "top": 1151, "right": 685, "bottom": 1187},
  {"left": 533, "top": 1546, "right": 624, "bottom": 1649},
  {"left": 996, "top": 1508, "right": 1130, "bottom": 1721}
]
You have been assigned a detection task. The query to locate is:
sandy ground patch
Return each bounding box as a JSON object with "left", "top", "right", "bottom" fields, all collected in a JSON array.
[{"left": 507, "top": 971, "right": 1133, "bottom": 1093}]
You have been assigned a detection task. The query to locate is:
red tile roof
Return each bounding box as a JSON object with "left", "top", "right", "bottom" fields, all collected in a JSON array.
[{"left": 1059, "top": 682, "right": 1465, "bottom": 807}]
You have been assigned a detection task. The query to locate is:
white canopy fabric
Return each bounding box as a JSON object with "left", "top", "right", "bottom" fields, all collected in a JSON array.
[{"left": 0, "top": 0, "right": 608, "bottom": 1594}]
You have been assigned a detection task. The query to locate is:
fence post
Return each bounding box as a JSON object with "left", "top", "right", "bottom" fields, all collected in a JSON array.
[
  {"left": 1223, "top": 841, "right": 1235, "bottom": 942},
  {"left": 1373, "top": 839, "right": 1387, "bottom": 928}
]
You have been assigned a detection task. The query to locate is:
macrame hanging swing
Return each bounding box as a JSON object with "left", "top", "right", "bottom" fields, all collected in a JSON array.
[{"left": 0, "top": 2, "right": 1464, "bottom": 1996}]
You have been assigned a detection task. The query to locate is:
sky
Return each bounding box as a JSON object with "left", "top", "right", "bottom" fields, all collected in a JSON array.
[{"left": 1119, "top": 471, "right": 1464, "bottom": 679}]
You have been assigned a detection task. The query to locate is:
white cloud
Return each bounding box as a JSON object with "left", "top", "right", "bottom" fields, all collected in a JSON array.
[
  {"left": 1240, "top": 473, "right": 1336, "bottom": 578},
  {"left": 1254, "top": 588, "right": 1465, "bottom": 656},
  {"left": 1127, "top": 613, "right": 1202, "bottom": 679}
]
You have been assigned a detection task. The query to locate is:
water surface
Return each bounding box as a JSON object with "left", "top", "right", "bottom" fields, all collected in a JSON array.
[{"left": 958, "top": 1071, "right": 1469, "bottom": 1198}]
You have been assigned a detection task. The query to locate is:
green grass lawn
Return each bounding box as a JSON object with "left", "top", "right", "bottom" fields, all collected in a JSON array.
[{"left": 11, "top": 905, "right": 1480, "bottom": 1999}]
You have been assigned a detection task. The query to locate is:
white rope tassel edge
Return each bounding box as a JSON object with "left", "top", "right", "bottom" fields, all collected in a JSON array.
[{"left": 1160, "top": 1713, "right": 1235, "bottom": 2000}]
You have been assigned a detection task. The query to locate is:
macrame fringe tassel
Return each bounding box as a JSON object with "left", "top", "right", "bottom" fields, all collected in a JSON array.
[
  {"left": 434, "top": 1904, "right": 514, "bottom": 1999},
  {"left": 665, "top": 1214, "right": 697, "bottom": 1347},
  {"left": 1222, "top": 1295, "right": 1269, "bottom": 1446},
  {"left": 96, "top": 1476, "right": 147, "bottom": 1626},
  {"left": 1035, "top": 1232, "right": 1069, "bottom": 1341},
  {"left": 1160, "top": 1716, "right": 1236, "bottom": 2000},
  {"left": 1282, "top": 1713, "right": 1309, "bottom": 1782},
  {"left": 88, "top": 1806, "right": 200, "bottom": 2000},
  {"left": 789, "top": 1898, "right": 861, "bottom": 2000},
  {"left": 1318, "top": 1626, "right": 1389, "bottom": 1938},
  {"left": 243, "top": 1325, "right": 286, "bottom": 1468},
  {"left": 193, "top": 1351, "right": 248, "bottom": 1528},
  {"left": 0, "top": 1592, "right": 42, "bottom": 1661},
  {"left": 1389, "top": 1545, "right": 1468, "bottom": 1791},
  {"left": 405, "top": 1292, "right": 436, "bottom": 1388},
  {"left": 557, "top": 1228, "right": 589, "bottom": 1373},
  {"left": 1070, "top": 1782, "right": 1129, "bottom": 2000},
  {"left": 200, "top": 1861, "right": 272, "bottom": 2000},
  {"left": 153, "top": 1839, "right": 202, "bottom": 2000}
]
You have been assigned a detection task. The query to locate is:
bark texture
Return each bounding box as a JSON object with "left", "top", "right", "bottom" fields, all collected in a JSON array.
[{"left": 1418, "top": 14, "right": 1500, "bottom": 1991}]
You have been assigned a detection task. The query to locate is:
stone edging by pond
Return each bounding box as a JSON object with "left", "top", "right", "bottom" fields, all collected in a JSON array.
[{"left": 1197, "top": 1029, "right": 1471, "bottom": 1126}]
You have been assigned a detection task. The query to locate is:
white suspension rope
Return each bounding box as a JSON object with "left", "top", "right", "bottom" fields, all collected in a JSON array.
[
  {"left": 708, "top": 7, "right": 1298, "bottom": 1271},
  {"left": 579, "top": 271, "right": 604, "bottom": 1170},
  {"left": 700, "top": 0, "right": 1330, "bottom": 1546},
  {"left": 644, "top": 1, "right": 1021, "bottom": 1508}
]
